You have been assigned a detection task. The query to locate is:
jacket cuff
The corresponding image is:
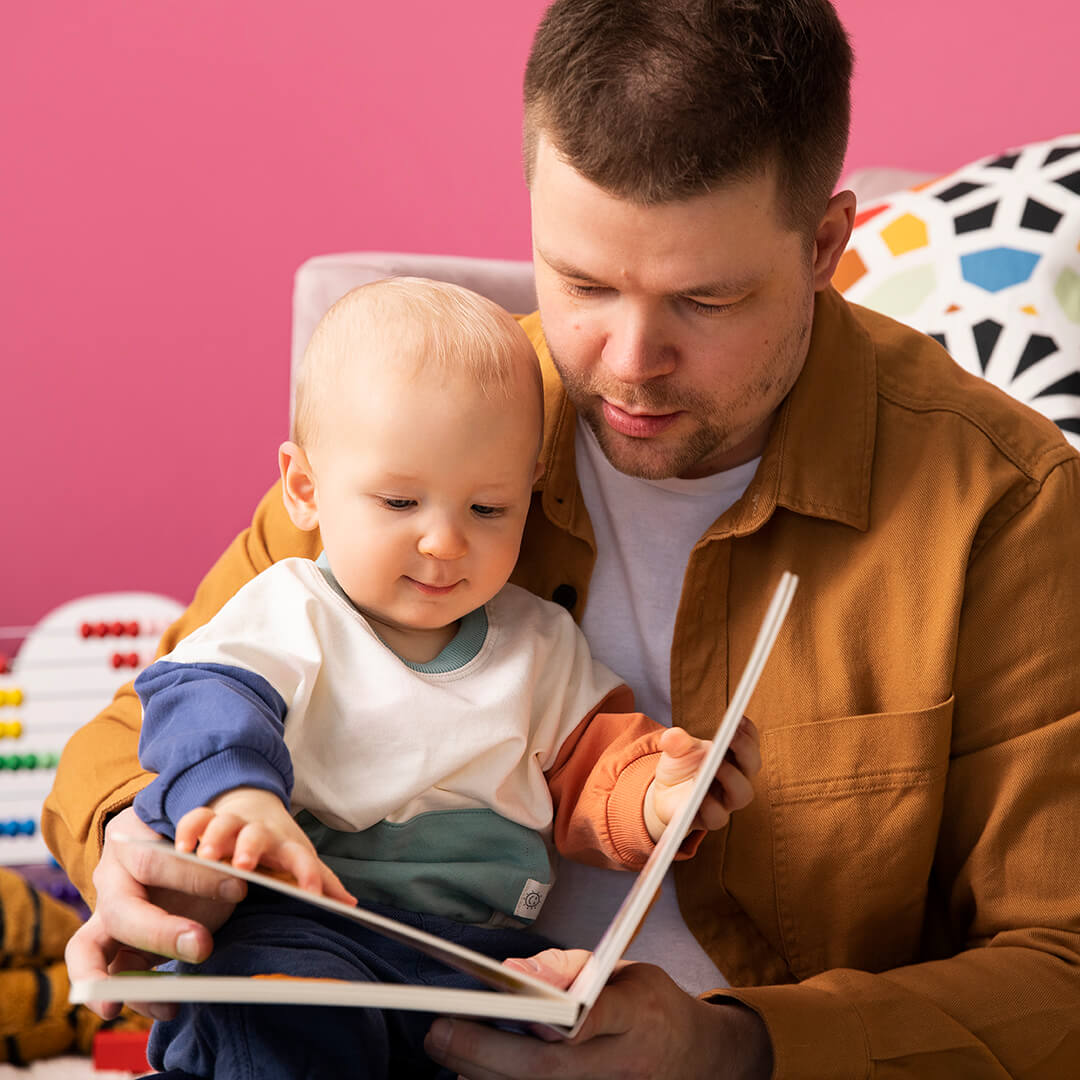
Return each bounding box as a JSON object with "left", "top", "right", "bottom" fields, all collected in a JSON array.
[
  {"left": 135, "top": 747, "right": 289, "bottom": 837},
  {"left": 708, "top": 984, "right": 870, "bottom": 1080},
  {"left": 605, "top": 752, "right": 705, "bottom": 866}
]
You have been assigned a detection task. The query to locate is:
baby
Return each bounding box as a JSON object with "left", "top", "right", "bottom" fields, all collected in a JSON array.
[{"left": 131, "top": 278, "right": 748, "bottom": 1079}]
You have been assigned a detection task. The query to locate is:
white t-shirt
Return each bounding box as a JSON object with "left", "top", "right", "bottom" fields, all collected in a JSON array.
[{"left": 532, "top": 419, "right": 759, "bottom": 994}]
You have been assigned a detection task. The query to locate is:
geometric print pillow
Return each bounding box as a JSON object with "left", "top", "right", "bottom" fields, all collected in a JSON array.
[{"left": 835, "top": 132, "right": 1080, "bottom": 449}]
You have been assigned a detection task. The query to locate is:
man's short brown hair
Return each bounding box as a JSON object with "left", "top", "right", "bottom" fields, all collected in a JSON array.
[{"left": 523, "top": 0, "right": 853, "bottom": 233}]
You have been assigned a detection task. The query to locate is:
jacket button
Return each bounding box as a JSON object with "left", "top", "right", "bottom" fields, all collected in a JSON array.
[{"left": 551, "top": 584, "right": 578, "bottom": 611}]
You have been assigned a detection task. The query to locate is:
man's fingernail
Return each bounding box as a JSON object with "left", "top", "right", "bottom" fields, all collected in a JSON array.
[
  {"left": 427, "top": 1018, "right": 453, "bottom": 1054},
  {"left": 219, "top": 879, "right": 245, "bottom": 903},
  {"left": 176, "top": 930, "right": 201, "bottom": 962}
]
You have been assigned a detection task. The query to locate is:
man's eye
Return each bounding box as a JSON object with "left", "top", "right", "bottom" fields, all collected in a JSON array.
[
  {"left": 471, "top": 504, "right": 503, "bottom": 518},
  {"left": 682, "top": 296, "right": 738, "bottom": 315},
  {"left": 564, "top": 282, "right": 608, "bottom": 298},
  {"left": 382, "top": 498, "right": 416, "bottom": 510}
]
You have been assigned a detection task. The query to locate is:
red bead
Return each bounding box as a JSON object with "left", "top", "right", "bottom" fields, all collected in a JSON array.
[
  {"left": 127, "top": 653, "right": 139, "bottom": 667},
  {"left": 111, "top": 653, "right": 123, "bottom": 668},
  {"left": 94, "top": 622, "right": 108, "bottom": 637},
  {"left": 81, "top": 622, "right": 93, "bottom": 638},
  {"left": 110, "top": 621, "right": 125, "bottom": 636},
  {"left": 0, "top": 655, "right": 8, "bottom": 674},
  {"left": 127, "top": 621, "right": 140, "bottom": 636}
]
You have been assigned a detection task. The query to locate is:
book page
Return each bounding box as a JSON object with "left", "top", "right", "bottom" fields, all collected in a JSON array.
[
  {"left": 70, "top": 572, "right": 796, "bottom": 1031},
  {"left": 566, "top": 571, "right": 798, "bottom": 1033}
]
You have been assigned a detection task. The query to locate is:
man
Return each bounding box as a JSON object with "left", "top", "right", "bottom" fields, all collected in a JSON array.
[{"left": 48, "top": 1, "right": 1080, "bottom": 1078}]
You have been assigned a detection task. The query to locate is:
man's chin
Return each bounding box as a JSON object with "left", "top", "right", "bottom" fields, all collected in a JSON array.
[{"left": 590, "top": 427, "right": 699, "bottom": 481}]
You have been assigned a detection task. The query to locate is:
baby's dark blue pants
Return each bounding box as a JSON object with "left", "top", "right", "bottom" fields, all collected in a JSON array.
[{"left": 148, "top": 886, "right": 551, "bottom": 1080}]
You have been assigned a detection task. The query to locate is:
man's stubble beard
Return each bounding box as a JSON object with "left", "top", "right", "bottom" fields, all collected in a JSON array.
[{"left": 545, "top": 312, "right": 812, "bottom": 481}]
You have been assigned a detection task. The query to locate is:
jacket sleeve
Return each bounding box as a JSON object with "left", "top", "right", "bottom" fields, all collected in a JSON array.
[
  {"left": 40, "top": 482, "right": 319, "bottom": 907},
  {"left": 715, "top": 455, "right": 1080, "bottom": 1080},
  {"left": 132, "top": 661, "right": 294, "bottom": 837},
  {"left": 546, "top": 684, "right": 705, "bottom": 871}
]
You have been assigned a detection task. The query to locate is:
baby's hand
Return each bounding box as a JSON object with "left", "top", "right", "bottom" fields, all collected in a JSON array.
[
  {"left": 643, "top": 720, "right": 761, "bottom": 842},
  {"left": 175, "top": 787, "right": 356, "bottom": 905}
]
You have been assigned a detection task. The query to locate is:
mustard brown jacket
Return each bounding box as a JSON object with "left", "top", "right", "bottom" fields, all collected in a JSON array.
[{"left": 44, "top": 287, "right": 1080, "bottom": 1078}]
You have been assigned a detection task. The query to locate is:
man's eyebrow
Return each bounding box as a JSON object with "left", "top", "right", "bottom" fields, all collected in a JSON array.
[
  {"left": 536, "top": 249, "right": 601, "bottom": 282},
  {"left": 679, "top": 275, "right": 760, "bottom": 298},
  {"left": 537, "top": 248, "right": 758, "bottom": 298}
]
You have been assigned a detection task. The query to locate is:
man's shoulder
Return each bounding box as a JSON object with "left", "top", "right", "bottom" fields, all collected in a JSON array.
[{"left": 850, "top": 300, "right": 1076, "bottom": 482}]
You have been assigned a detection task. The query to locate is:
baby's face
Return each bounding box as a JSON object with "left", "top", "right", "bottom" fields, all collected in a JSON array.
[{"left": 309, "top": 364, "right": 540, "bottom": 638}]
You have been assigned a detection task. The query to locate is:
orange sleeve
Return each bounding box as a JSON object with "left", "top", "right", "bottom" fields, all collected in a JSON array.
[
  {"left": 546, "top": 685, "right": 704, "bottom": 871},
  {"left": 40, "top": 481, "right": 319, "bottom": 907}
]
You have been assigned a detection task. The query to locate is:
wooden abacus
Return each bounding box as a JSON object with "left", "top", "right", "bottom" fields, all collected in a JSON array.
[{"left": 0, "top": 592, "right": 184, "bottom": 865}]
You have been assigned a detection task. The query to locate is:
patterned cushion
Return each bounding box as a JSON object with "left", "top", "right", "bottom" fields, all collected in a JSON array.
[{"left": 835, "top": 133, "right": 1080, "bottom": 448}]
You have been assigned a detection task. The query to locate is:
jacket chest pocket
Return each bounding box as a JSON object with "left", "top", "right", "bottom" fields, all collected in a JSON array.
[{"left": 763, "top": 697, "right": 953, "bottom": 979}]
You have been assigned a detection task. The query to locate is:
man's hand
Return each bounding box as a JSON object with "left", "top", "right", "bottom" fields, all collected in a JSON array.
[
  {"left": 423, "top": 948, "right": 773, "bottom": 1079},
  {"left": 179, "top": 787, "right": 356, "bottom": 904},
  {"left": 64, "top": 806, "right": 247, "bottom": 1021},
  {"left": 644, "top": 719, "right": 761, "bottom": 841}
]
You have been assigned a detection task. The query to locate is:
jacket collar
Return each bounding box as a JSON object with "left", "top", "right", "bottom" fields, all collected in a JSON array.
[{"left": 520, "top": 286, "right": 876, "bottom": 543}]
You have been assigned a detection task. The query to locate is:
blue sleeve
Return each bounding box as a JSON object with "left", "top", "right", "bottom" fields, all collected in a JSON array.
[{"left": 132, "top": 661, "right": 294, "bottom": 838}]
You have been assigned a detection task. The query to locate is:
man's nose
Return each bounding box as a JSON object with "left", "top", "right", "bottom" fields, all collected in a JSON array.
[
  {"left": 602, "top": 304, "right": 677, "bottom": 384},
  {"left": 417, "top": 516, "right": 467, "bottom": 560}
]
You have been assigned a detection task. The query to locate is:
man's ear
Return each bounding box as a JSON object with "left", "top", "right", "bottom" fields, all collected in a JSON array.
[
  {"left": 279, "top": 441, "right": 320, "bottom": 531},
  {"left": 811, "top": 189, "right": 856, "bottom": 291}
]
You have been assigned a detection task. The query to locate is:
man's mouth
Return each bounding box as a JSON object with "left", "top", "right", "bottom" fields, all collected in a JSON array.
[{"left": 601, "top": 400, "right": 683, "bottom": 438}]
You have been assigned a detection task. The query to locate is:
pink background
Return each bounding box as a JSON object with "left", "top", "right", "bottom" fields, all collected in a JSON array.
[{"left": 4, "top": 1, "right": 1076, "bottom": 633}]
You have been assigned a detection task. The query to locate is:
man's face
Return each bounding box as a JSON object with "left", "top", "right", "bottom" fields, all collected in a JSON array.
[{"left": 530, "top": 134, "right": 818, "bottom": 480}]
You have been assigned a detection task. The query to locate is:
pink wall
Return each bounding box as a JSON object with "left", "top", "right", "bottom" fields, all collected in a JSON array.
[{"left": 4, "top": 1, "right": 1076, "bottom": 634}]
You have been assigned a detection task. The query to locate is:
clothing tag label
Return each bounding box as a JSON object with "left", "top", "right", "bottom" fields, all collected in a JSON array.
[{"left": 514, "top": 878, "right": 552, "bottom": 920}]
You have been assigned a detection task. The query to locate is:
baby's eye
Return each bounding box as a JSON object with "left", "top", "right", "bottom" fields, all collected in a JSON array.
[
  {"left": 471, "top": 504, "right": 503, "bottom": 518},
  {"left": 382, "top": 497, "right": 416, "bottom": 511}
]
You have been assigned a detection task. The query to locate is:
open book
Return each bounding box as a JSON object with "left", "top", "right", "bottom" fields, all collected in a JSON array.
[{"left": 70, "top": 572, "right": 797, "bottom": 1037}]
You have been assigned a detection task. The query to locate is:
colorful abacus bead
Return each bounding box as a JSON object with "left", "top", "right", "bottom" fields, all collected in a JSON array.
[
  {"left": 0, "top": 688, "right": 24, "bottom": 706},
  {"left": 0, "top": 720, "right": 22, "bottom": 738},
  {"left": 82, "top": 620, "right": 142, "bottom": 638},
  {"left": 0, "top": 751, "right": 58, "bottom": 770},
  {"left": 0, "top": 819, "right": 36, "bottom": 837}
]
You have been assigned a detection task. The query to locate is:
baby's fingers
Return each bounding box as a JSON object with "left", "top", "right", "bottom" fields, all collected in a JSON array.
[
  {"left": 230, "top": 821, "right": 281, "bottom": 872},
  {"left": 270, "top": 840, "right": 344, "bottom": 899},
  {"left": 655, "top": 728, "right": 709, "bottom": 785},
  {"left": 726, "top": 718, "right": 762, "bottom": 778},
  {"left": 317, "top": 861, "right": 358, "bottom": 906},
  {"left": 702, "top": 759, "right": 756, "bottom": 818},
  {"left": 192, "top": 812, "right": 247, "bottom": 862},
  {"left": 175, "top": 807, "right": 217, "bottom": 853}
]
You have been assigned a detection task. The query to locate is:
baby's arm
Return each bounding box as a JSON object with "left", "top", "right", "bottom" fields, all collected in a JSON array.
[
  {"left": 642, "top": 721, "right": 760, "bottom": 842},
  {"left": 176, "top": 788, "right": 355, "bottom": 905}
]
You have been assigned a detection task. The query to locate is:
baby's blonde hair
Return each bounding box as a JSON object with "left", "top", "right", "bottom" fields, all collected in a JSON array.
[{"left": 292, "top": 277, "right": 542, "bottom": 450}]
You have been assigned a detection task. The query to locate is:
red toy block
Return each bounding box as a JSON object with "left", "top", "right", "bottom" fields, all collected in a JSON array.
[{"left": 92, "top": 1029, "right": 151, "bottom": 1072}]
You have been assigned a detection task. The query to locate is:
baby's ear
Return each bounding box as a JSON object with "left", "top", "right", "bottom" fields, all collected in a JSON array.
[{"left": 279, "top": 441, "right": 320, "bottom": 531}]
